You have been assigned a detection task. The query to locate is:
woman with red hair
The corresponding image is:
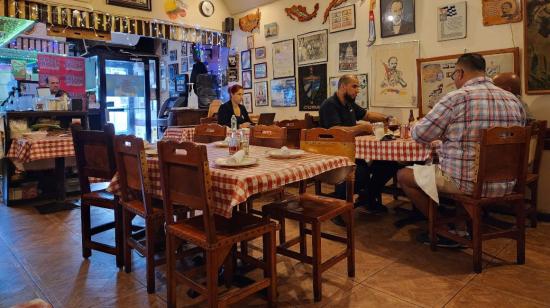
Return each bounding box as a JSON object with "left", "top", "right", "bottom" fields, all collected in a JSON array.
[{"left": 217, "top": 84, "right": 252, "bottom": 128}]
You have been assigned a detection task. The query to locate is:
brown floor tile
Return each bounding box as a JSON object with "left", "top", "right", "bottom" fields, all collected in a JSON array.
[
  {"left": 445, "top": 282, "right": 547, "bottom": 308},
  {"left": 324, "top": 283, "right": 420, "bottom": 308}
]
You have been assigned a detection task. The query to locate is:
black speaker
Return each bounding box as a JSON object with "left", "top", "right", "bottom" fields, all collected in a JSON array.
[{"left": 223, "top": 17, "right": 234, "bottom": 33}]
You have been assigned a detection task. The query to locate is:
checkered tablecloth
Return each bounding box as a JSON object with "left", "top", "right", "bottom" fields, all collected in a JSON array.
[
  {"left": 355, "top": 135, "right": 438, "bottom": 162},
  {"left": 7, "top": 137, "right": 74, "bottom": 163},
  {"left": 108, "top": 144, "right": 354, "bottom": 218},
  {"left": 162, "top": 127, "right": 250, "bottom": 143}
]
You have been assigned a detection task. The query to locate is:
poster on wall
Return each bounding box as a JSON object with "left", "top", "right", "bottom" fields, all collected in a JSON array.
[
  {"left": 524, "top": 0, "right": 550, "bottom": 94},
  {"left": 298, "top": 64, "right": 327, "bottom": 111},
  {"left": 380, "top": 0, "right": 415, "bottom": 38},
  {"left": 272, "top": 39, "right": 295, "bottom": 79},
  {"left": 482, "top": 0, "right": 522, "bottom": 26},
  {"left": 328, "top": 74, "right": 368, "bottom": 108},
  {"left": 329, "top": 4, "right": 356, "bottom": 33},
  {"left": 37, "top": 54, "right": 86, "bottom": 98},
  {"left": 271, "top": 77, "right": 297, "bottom": 107},
  {"left": 372, "top": 41, "right": 418, "bottom": 108},
  {"left": 242, "top": 92, "right": 253, "bottom": 113},
  {"left": 297, "top": 30, "right": 328, "bottom": 66},
  {"left": 417, "top": 47, "right": 519, "bottom": 115},
  {"left": 437, "top": 2, "right": 467, "bottom": 41},
  {"left": 254, "top": 81, "right": 269, "bottom": 106},
  {"left": 339, "top": 41, "right": 358, "bottom": 72}
]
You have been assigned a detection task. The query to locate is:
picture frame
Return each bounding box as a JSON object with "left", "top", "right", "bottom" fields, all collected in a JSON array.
[
  {"left": 247, "top": 35, "right": 255, "bottom": 49},
  {"left": 255, "top": 47, "right": 266, "bottom": 60},
  {"left": 329, "top": 4, "right": 356, "bottom": 33},
  {"left": 254, "top": 81, "right": 269, "bottom": 107},
  {"left": 482, "top": 0, "right": 522, "bottom": 26},
  {"left": 107, "top": 0, "right": 151, "bottom": 11},
  {"left": 298, "top": 63, "right": 327, "bottom": 111},
  {"left": 524, "top": 0, "right": 550, "bottom": 94},
  {"left": 228, "top": 69, "right": 239, "bottom": 82},
  {"left": 372, "top": 41, "right": 419, "bottom": 108},
  {"left": 380, "top": 0, "right": 415, "bottom": 38},
  {"left": 181, "top": 58, "right": 188, "bottom": 73},
  {"left": 242, "top": 92, "right": 253, "bottom": 113},
  {"left": 241, "top": 50, "right": 252, "bottom": 70},
  {"left": 297, "top": 29, "right": 328, "bottom": 66},
  {"left": 169, "top": 50, "right": 178, "bottom": 62},
  {"left": 339, "top": 41, "right": 358, "bottom": 72},
  {"left": 417, "top": 47, "right": 520, "bottom": 115},
  {"left": 242, "top": 70, "right": 253, "bottom": 89},
  {"left": 272, "top": 39, "right": 295, "bottom": 79},
  {"left": 254, "top": 63, "right": 268, "bottom": 79},
  {"left": 161, "top": 41, "right": 168, "bottom": 56},
  {"left": 264, "top": 22, "right": 279, "bottom": 38},
  {"left": 437, "top": 2, "right": 467, "bottom": 41},
  {"left": 270, "top": 77, "right": 297, "bottom": 107},
  {"left": 228, "top": 54, "right": 239, "bottom": 68}
]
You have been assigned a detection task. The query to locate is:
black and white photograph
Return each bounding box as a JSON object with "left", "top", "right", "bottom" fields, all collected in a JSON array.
[
  {"left": 437, "top": 2, "right": 467, "bottom": 41},
  {"left": 254, "top": 81, "right": 269, "bottom": 106},
  {"left": 254, "top": 63, "right": 268, "bottom": 79},
  {"left": 272, "top": 39, "right": 295, "bottom": 79},
  {"left": 228, "top": 69, "right": 239, "bottom": 82},
  {"left": 228, "top": 54, "right": 239, "bottom": 68},
  {"left": 181, "top": 42, "right": 187, "bottom": 57},
  {"left": 264, "top": 22, "right": 279, "bottom": 38},
  {"left": 242, "top": 70, "right": 252, "bottom": 89},
  {"left": 339, "top": 41, "right": 358, "bottom": 72},
  {"left": 241, "top": 50, "right": 252, "bottom": 70},
  {"left": 524, "top": 0, "right": 550, "bottom": 94},
  {"left": 297, "top": 30, "right": 328, "bottom": 66},
  {"left": 380, "top": 0, "right": 415, "bottom": 38},
  {"left": 298, "top": 63, "right": 327, "bottom": 111}
]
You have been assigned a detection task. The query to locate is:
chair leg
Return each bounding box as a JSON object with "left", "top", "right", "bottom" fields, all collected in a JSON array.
[
  {"left": 114, "top": 203, "right": 123, "bottom": 268},
  {"left": 166, "top": 234, "right": 177, "bottom": 308},
  {"left": 145, "top": 218, "right": 156, "bottom": 294},
  {"left": 530, "top": 184, "right": 538, "bottom": 228},
  {"left": 515, "top": 200, "right": 526, "bottom": 265},
  {"left": 206, "top": 250, "right": 219, "bottom": 308},
  {"left": 81, "top": 202, "right": 92, "bottom": 258},
  {"left": 471, "top": 205, "right": 483, "bottom": 274},
  {"left": 264, "top": 229, "right": 277, "bottom": 307},
  {"left": 346, "top": 209, "right": 355, "bottom": 278},
  {"left": 279, "top": 216, "right": 286, "bottom": 245},
  {"left": 122, "top": 209, "right": 132, "bottom": 273},
  {"left": 299, "top": 222, "right": 307, "bottom": 258},
  {"left": 428, "top": 200, "right": 437, "bottom": 251},
  {"left": 392, "top": 176, "right": 398, "bottom": 200},
  {"left": 312, "top": 222, "right": 322, "bottom": 302}
]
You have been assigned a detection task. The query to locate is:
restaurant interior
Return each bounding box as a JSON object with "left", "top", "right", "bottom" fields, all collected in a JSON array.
[{"left": 1, "top": 0, "right": 550, "bottom": 307}]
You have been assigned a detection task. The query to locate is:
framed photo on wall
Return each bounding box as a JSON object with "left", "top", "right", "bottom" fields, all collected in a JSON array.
[
  {"left": 242, "top": 92, "right": 253, "bottom": 113},
  {"left": 482, "top": 0, "right": 522, "bottom": 26},
  {"left": 272, "top": 39, "right": 295, "bottom": 79},
  {"left": 242, "top": 70, "right": 252, "bottom": 89},
  {"left": 329, "top": 4, "right": 356, "bottom": 33},
  {"left": 524, "top": 0, "right": 550, "bottom": 94},
  {"left": 107, "top": 0, "right": 151, "bottom": 11},
  {"left": 328, "top": 74, "right": 368, "bottom": 108},
  {"left": 271, "top": 78, "right": 297, "bottom": 107},
  {"left": 265, "top": 22, "right": 279, "bottom": 38},
  {"left": 380, "top": 0, "right": 415, "bottom": 38},
  {"left": 298, "top": 64, "right": 327, "bottom": 111},
  {"left": 254, "top": 81, "right": 269, "bottom": 106},
  {"left": 417, "top": 47, "right": 520, "bottom": 115},
  {"left": 247, "top": 35, "right": 255, "bottom": 49},
  {"left": 297, "top": 29, "right": 328, "bottom": 66},
  {"left": 339, "top": 41, "right": 358, "bottom": 72},
  {"left": 255, "top": 47, "right": 266, "bottom": 60},
  {"left": 254, "top": 63, "right": 267, "bottom": 79},
  {"left": 437, "top": 2, "right": 467, "bottom": 41},
  {"left": 241, "top": 50, "right": 251, "bottom": 70}
]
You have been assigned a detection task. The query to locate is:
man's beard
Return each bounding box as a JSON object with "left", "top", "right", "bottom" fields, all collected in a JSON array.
[{"left": 344, "top": 93, "right": 356, "bottom": 103}]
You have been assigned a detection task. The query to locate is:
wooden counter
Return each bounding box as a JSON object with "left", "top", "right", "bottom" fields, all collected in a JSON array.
[{"left": 169, "top": 108, "right": 208, "bottom": 126}]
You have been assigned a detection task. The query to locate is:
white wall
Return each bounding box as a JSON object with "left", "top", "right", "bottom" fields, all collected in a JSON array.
[{"left": 231, "top": 0, "right": 550, "bottom": 213}]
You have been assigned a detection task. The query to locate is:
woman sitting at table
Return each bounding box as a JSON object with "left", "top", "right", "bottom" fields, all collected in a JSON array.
[{"left": 217, "top": 84, "right": 252, "bottom": 128}]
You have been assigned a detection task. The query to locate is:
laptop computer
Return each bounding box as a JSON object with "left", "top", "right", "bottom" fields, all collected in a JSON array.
[{"left": 257, "top": 113, "right": 276, "bottom": 125}]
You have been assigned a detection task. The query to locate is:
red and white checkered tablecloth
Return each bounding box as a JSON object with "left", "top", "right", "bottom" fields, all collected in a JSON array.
[
  {"left": 355, "top": 135, "right": 438, "bottom": 162},
  {"left": 162, "top": 127, "right": 250, "bottom": 143},
  {"left": 108, "top": 144, "right": 354, "bottom": 218},
  {"left": 7, "top": 137, "right": 74, "bottom": 163}
]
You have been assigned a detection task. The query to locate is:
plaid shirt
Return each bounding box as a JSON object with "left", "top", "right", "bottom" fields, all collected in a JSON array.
[{"left": 412, "top": 77, "right": 526, "bottom": 197}]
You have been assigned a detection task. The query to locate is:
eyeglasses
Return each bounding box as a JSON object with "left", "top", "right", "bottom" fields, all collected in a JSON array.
[{"left": 450, "top": 69, "right": 463, "bottom": 81}]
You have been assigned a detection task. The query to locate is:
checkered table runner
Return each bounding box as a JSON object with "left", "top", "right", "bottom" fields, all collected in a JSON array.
[
  {"left": 355, "top": 136, "right": 437, "bottom": 162},
  {"left": 7, "top": 137, "right": 75, "bottom": 163},
  {"left": 162, "top": 127, "right": 251, "bottom": 143},
  {"left": 108, "top": 144, "right": 354, "bottom": 218}
]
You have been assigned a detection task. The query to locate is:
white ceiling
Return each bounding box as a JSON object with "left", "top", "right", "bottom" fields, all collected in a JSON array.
[{"left": 222, "top": 0, "right": 279, "bottom": 15}]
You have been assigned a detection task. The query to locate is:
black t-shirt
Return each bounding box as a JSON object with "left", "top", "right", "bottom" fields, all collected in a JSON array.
[{"left": 319, "top": 94, "right": 366, "bottom": 128}]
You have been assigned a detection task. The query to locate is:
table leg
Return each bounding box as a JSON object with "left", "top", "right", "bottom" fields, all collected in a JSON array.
[{"left": 55, "top": 157, "right": 66, "bottom": 202}]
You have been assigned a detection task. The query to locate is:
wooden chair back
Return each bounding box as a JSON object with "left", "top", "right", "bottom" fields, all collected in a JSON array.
[
  {"left": 277, "top": 119, "right": 310, "bottom": 148},
  {"left": 71, "top": 123, "right": 117, "bottom": 193},
  {"left": 207, "top": 100, "right": 222, "bottom": 118},
  {"left": 473, "top": 126, "right": 531, "bottom": 199},
  {"left": 304, "top": 113, "right": 318, "bottom": 128},
  {"left": 528, "top": 120, "right": 547, "bottom": 174},
  {"left": 250, "top": 125, "right": 287, "bottom": 148},
  {"left": 194, "top": 123, "right": 227, "bottom": 143},
  {"left": 199, "top": 117, "right": 218, "bottom": 124},
  {"left": 113, "top": 135, "right": 153, "bottom": 215},
  {"left": 157, "top": 140, "right": 218, "bottom": 243}
]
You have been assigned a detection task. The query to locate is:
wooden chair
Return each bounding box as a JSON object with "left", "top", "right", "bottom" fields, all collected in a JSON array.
[
  {"left": 276, "top": 119, "right": 310, "bottom": 149},
  {"left": 200, "top": 116, "right": 218, "bottom": 124},
  {"left": 157, "top": 140, "right": 278, "bottom": 308},
  {"left": 428, "top": 126, "right": 531, "bottom": 273},
  {"left": 526, "top": 120, "right": 547, "bottom": 227},
  {"left": 113, "top": 135, "right": 166, "bottom": 293},
  {"left": 194, "top": 123, "right": 227, "bottom": 143},
  {"left": 249, "top": 125, "right": 287, "bottom": 149},
  {"left": 262, "top": 128, "right": 355, "bottom": 302},
  {"left": 71, "top": 123, "right": 122, "bottom": 267}
]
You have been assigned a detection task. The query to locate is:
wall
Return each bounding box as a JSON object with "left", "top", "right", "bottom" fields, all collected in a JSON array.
[{"left": 230, "top": 0, "right": 550, "bottom": 213}]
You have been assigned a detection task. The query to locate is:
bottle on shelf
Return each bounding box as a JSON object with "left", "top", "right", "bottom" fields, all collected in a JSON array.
[{"left": 408, "top": 109, "right": 415, "bottom": 124}]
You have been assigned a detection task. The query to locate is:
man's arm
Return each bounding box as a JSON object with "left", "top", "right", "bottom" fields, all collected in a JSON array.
[
  {"left": 364, "top": 111, "right": 387, "bottom": 123},
  {"left": 412, "top": 94, "right": 455, "bottom": 143},
  {"left": 332, "top": 123, "right": 373, "bottom": 135}
]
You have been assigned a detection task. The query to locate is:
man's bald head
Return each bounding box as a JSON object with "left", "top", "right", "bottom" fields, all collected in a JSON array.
[
  {"left": 493, "top": 72, "right": 521, "bottom": 96},
  {"left": 338, "top": 74, "right": 359, "bottom": 89}
]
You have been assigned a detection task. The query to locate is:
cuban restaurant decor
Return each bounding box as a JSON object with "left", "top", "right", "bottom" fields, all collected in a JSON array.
[
  {"left": 239, "top": 8, "right": 262, "bottom": 32},
  {"left": 323, "top": 0, "right": 348, "bottom": 24},
  {"left": 164, "top": 0, "right": 188, "bottom": 19},
  {"left": 285, "top": 3, "right": 320, "bottom": 22}
]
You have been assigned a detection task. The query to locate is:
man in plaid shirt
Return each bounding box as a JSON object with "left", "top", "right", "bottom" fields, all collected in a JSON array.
[{"left": 397, "top": 53, "right": 526, "bottom": 246}]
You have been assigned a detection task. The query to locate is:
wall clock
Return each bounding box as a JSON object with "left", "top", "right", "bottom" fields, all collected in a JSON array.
[{"left": 199, "top": 1, "right": 215, "bottom": 17}]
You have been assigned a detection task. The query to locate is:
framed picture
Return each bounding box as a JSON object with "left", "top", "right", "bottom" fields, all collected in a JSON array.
[
  {"left": 228, "top": 69, "right": 239, "bottom": 82},
  {"left": 329, "top": 4, "right": 356, "bottom": 33},
  {"left": 297, "top": 29, "right": 328, "bottom": 66},
  {"left": 254, "top": 63, "right": 268, "bottom": 79},
  {"left": 161, "top": 41, "right": 168, "bottom": 56},
  {"left": 181, "top": 58, "right": 188, "bottom": 73},
  {"left": 181, "top": 42, "right": 188, "bottom": 57},
  {"left": 380, "top": 0, "right": 415, "bottom": 38},
  {"left": 482, "top": 0, "right": 522, "bottom": 26},
  {"left": 160, "top": 61, "right": 166, "bottom": 90},
  {"left": 242, "top": 92, "right": 253, "bottom": 113},
  {"left": 524, "top": 0, "right": 550, "bottom": 94},
  {"left": 228, "top": 54, "right": 239, "bottom": 68},
  {"left": 372, "top": 41, "right": 419, "bottom": 108},
  {"left": 169, "top": 50, "right": 178, "bottom": 61},
  {"left": 264, "top": 22, "right": 279, "bottom": 38},
  {"left": 241, "top": 50, "right": 251, "bottom": 70},
  {"left": 328, "top": 76, "right": 339, "bottom": 96},
  {"left": 242, "top": 70, "right": 252, "bottom": 89},
  {"left": 272, "top": 39, "right": 295, "bottom": 79},
  {"left": 255, "top": 47, "right": 266, "bottom": 60},
  {"left": 247, "top": 35, "right": 254, "bottom": 49},
  {"left": 271, "top": 78, "right": 297, "bottom": 107},
  {"left": 107, "top": 0, "right": 151, "bottom": 11},
  {"left": 168, "top": 63, "right": 179, "bottom": 81},
  {"left": 298, "top": 64, "right": 327, "bottom": 111},
  {"left": 339, "top": 41, "right": 358, "bottom": 72},
  {"left": 437, "top": 2, "right": 467, "bottom": 41},
  {"left": 254, "top": 81, "right": 269, "bottom": 106},
  {"left": 417, "top": 47, "right": 520, "bottom": 115}
]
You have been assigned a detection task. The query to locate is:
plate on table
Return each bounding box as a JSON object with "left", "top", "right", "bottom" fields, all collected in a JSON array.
[
  {"left": 267, "top": 149, "right": 305, "bottom": 159},
  {"left": 213, "top": 140, "right": 229, "bottom": 147},
  {"left": 215, "top": 157, "right": 258, "bottom": 167}
]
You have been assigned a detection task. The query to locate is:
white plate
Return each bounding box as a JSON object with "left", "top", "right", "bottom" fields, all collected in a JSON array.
[
  {"left": 213, "top": 140, "right": 229, "bottom": 147},
  {"left": 268, "top": 149, "right": 305, "bottom": 159},
  {"left": 215, "top": 157, "right": 258, "bottom": 167}
]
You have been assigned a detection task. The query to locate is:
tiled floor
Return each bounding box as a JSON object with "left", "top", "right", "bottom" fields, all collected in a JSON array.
[{"left": 1, "top": 192, "right": 550, "bottom": 308}]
